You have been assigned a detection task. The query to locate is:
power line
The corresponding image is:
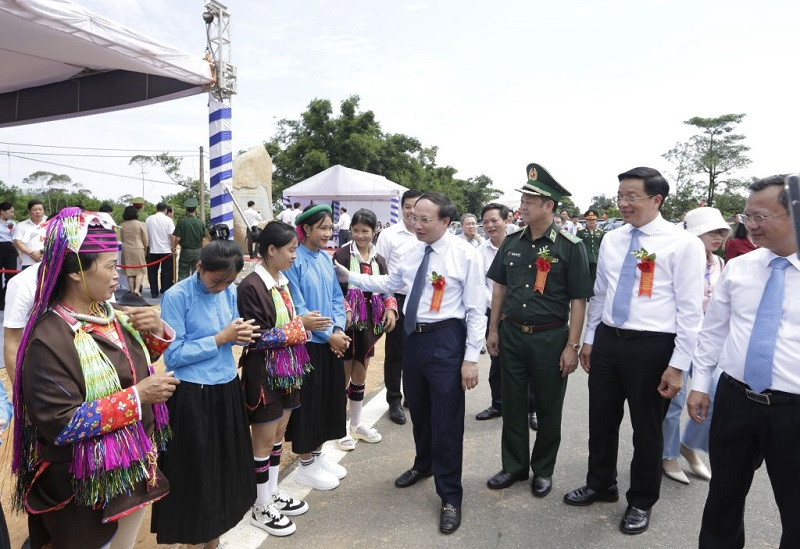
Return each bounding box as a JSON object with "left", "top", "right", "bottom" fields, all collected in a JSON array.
[
  {"left": 0, "top": 141, "right": 197, "bottom": 153},
  {"left": 3, "top": 150, "right": 200, "bottom": 159},
  {"left": 5, "top": 153, "right": 187, "bottom": 187}
]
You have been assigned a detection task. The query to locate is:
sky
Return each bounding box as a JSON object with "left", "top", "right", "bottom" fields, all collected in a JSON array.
[{"left": 1, "top": 0, "right": 798, "bottom": 213}]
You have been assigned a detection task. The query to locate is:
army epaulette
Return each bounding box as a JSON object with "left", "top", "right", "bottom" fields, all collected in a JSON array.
[{"left": 559, "top": 229, "right": 582, "bottom": 244}]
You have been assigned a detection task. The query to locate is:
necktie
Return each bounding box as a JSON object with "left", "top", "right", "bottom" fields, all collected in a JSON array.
[
  {"left": 404, "top": 245, "right": 433, "bottom": 335},
  {"left": 743, "top": 256, "right": 792, "bottom": 393},
  {"left": 610, "top": 228, "right": 641, "bottom": 326}
]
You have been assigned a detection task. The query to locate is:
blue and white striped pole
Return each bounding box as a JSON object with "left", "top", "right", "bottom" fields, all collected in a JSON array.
[
  {"left": 209, "top": 97, "right": 233, "bottom": 236},
  {"left": 390, "top": 193, "right": 400, "bottom": 224}
]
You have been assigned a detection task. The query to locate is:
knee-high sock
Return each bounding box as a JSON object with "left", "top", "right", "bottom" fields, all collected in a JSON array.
[
  {"left": 348, "top": 382, "right": 365, "bottom": 427},
  {"left": 254, "top": 455, "right": 271, "bottom": 506},
  {"left": 268, "top": 442, "right": 283, "bottom": 497}
]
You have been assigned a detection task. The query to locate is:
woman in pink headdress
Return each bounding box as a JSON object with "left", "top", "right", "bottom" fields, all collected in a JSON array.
[{"left": 13, "top": 208, "right": 179, "bottom": 549}]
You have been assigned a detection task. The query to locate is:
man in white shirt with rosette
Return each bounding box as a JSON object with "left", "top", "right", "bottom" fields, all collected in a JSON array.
[
  {"left": 336, "top": 191, "right": 486, "bottom": 535},
  {"left": 687, "top": 175, "right": 800, "bottom": 548},
  {"left": 563, "top": 167, "right": 705, "bottom": 536}
]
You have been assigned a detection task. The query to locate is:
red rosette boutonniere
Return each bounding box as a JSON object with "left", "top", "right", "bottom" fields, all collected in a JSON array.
[
  {"left": 534, "top": 247, "right": 554, "bottom": 294},
  {"left": 633, "top": 248, "right": 656, "bottom": 297},
  {"left": 429, "top": 271, "right": 446, "bottom": 312}
]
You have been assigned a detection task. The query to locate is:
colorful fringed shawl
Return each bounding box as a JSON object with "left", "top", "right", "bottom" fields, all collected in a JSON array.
[
  {"left": 15, "top": 303, "right": 171, "bottom": 510},
  {"left": 346, "top": 248, "right": 386, "bottom": 335},
  {"left": 254, "top": 285, "right": 312, "bottom": 392}
]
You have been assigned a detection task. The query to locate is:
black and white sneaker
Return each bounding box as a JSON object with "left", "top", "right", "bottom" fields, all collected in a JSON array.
[
  {"left": 272, "top": 491, "right": 309, "bottom": 516},
  {"left": 250, "top": 503, "right": 296, "bottom": 536}
]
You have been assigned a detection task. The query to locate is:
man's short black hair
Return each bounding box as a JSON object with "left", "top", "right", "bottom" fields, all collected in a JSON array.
[
  {"left": 156, "top": 202, "right": 168, "bottom": 212},
  {"left": 617, "top": 166, "right": 670, "bottom": 207},
  {"left": 0, "top": 202, "right": 13, "bottom": 212},
  {"left": 27, "top": 199, "right": 43, "bottom": 211},
  {"left": 749, "top": 174, "right": 789, "bottom": 212},
  {"left": 247, "top": 201, "right": 256, "bottom": 207},
  {"left": 293, "top": 202, "right": 301, "bottom": 209},
  {"left": 481, "top": 202, "right": 509, "bottom": 220},
  {"left": 417, "top": 192, "right": 457, "bottom": 224},
  {"left": 401, "top": 189, "right": 423, "bottom": 207}
]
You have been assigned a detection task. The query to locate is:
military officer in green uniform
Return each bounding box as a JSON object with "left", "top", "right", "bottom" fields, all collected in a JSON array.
[
  {"left": 172, "top": 197, "right": 207, "bottom": 280},
  {"left": 576, "top": 209, "right": 604, "bottom": 283},
  {"left": 485, "top": 163, "right": 593, "bottom": 498}
]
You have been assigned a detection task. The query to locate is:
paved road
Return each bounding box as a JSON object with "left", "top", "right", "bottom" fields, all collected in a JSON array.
[{"left": 243, "top": 353, "right": 781, "bottom": 548}]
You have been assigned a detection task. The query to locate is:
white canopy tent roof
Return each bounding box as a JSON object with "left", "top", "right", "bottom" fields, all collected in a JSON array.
[
  {"left": 0, "top": 0, "right": 213, "bottom": 128},
  {"left": 283, "top": 165, "right": 408, "bottom": 227},
  {"left": 283, "top": 165, "right": 408, "bottom": 201}
]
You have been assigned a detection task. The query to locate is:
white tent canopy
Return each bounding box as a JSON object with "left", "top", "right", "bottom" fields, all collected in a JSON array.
[
  {"left": 0, "top": 0, "right": 213, "bottom": 127},
  {"left": 283, "top": 165, "right": 408, "bottom": 225}
]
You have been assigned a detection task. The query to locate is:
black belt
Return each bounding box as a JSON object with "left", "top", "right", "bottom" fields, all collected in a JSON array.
[
  {"left": 501, "top": 316, "right": 565, "bottom": 334},
  {"left": 410, "top": 318, "right": 462, "bottom": 333},
  {"left": 601, "top": 322, "right": 673, "bottom": 339},
  {"left": 723, "top": 373, "right": 800, "bottom": 406}
]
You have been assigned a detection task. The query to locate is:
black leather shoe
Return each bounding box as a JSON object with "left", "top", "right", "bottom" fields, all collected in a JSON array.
[
  {"left": 563, "top": 484, "right": 619, "bottom": 506},
  {"left": 389, "top": 404, "right": 407, "bottom": 425},
  {"left": 439, "top": 503, "right": 461, "bottom": 534},
  {"left": 475, "top": 407, "right": 502, "bottom": 420},
  {"left": 619, "top": 505, "right": 651, "bottom": 535},
  {"left": 529, "top": 412, "right": 538, "bottom": 431},
  {"left": 395, "top": 468, "right": 433, "bottom": 488},
  {"left": 487, "top": 470, "right": 529, "bottom": 490},
  {"left": 531, "top": 475, "right": 552, "bottom": 497}
]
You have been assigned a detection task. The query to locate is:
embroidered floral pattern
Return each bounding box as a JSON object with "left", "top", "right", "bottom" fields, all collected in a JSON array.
[{"left": 55, "top": 387, "right": 140, "bottom": 445}]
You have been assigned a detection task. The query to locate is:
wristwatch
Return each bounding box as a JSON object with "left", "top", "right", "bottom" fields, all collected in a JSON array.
[{"left": 569, "top": 342, "right": 581, "bottom": 352}]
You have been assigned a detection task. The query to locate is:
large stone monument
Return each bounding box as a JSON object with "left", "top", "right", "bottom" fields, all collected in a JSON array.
[{"left": 232, "top": 146, "right": 273, "bottom": 254}]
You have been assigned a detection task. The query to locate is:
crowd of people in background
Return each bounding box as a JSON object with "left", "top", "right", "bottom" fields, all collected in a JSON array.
[{"left": 0, "top": 163, "right": 795, "bottom": 548}]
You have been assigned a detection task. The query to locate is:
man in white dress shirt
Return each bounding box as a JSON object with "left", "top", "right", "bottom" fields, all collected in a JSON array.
[
  {"left": 12, "top": 200, "right": 47, "bottom": 269},
  {"left": 458, "top": 213, "right": 484, "bottom": 248},
  {"left": 335, "top": 207, "right": 351, "bottom": 246},
  {"left": 375, "top": 189, "right": 422, "bottom": 424},
  {"left": 336, "top": 192, "right": 486, "bottom": 535},
  {"left": 242, "top": 201, "right": 265, "bottom": 258},
  {"left": 145, "top": 202, "right": 176, "bottom": 297},
  {"left": 563, "top": 167, "right": 705, "bottom": 535},
  {"left": 687, "top": 175, "right": 800, "bottom": 548}
]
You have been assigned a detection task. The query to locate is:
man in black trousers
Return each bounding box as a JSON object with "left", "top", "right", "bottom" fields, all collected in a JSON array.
[
  {"left": 687, "top": 175, "right": 800, "bottom": 548},
  {"left": 338, "top": 192, "right": 486, "bottom": 535},
  {"left": 563, "top": 167, "right": 705, "bottom": 535},
  {"left": 375, "top": 190, "right": 422, "bottom": 424}
]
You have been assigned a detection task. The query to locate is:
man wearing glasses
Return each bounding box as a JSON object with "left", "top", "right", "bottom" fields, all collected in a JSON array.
[
  {"left": 564, "top": 167, "right": 705, "bottom": 535},
  {"left": 686, "top": 175, "right": 800, "bottom": 547},
  {"left": 336, "top": 192, "right": 486, "bottom": 535}
]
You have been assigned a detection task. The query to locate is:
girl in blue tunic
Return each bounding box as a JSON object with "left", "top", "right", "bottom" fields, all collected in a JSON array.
[
  {"left": 152, "top": 240, "right": 258, "bottom": 547},
  {"left": 285, "top": 205, "right": 351, "bottom": 491}
]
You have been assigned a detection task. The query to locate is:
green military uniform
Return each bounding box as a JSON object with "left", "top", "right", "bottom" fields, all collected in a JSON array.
[
  {"left": 576, "top": 227, "right": 604, "bottom": 282},
  {"left": 173, "top": 198, "right": 206, "bottom": 280},
  {"left": 487, "top": 163, "right": 593, "bottom": 480}
]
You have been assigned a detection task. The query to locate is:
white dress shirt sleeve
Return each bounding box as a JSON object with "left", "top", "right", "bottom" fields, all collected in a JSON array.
[
  {"left": 583, "top": 238, "right": 608, "bottom": 345},
  {"left": 463, "top": 249, "right": 488, "bottom": 362},
  {"left": 690, "top": 269, "right": 731, "bottom": 394},
  {"left": 668, "top": 237, "right": 706, "bottom": 370}
]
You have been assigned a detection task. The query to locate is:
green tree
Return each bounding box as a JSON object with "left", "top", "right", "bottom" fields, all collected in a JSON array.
[
  {"left": 587, "top": 194, "right": 620, "bottom": 218},
  {"left": 682, "top": 114, "right": 751, "bottom": 207},
  {"left": 265, "top": 95, "right": 501, "bottom": 210}
]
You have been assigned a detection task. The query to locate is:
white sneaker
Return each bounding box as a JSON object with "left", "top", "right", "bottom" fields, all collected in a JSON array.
[
  {"left": 351, "top": 424, "right": 382, "bottom": 443},
  {"left": 295, "top": 458, "right": 339, "bottom": 490},
  {"left": 272, "top": 491, "right": 309, "bottom": 516},
  {"left": 250, "top": 504, "right": 296, "bottom": 536},
  {"left": 317, "top": 453, "right": 347, "bottom": 480}
]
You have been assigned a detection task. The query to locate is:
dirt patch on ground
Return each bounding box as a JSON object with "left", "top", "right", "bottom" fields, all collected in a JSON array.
[{"left": 1, "top": 339, "right": 387, "bottom": 547}]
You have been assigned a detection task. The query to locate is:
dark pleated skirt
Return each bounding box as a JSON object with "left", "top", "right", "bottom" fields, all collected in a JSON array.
[
  {"left": 151, "top": 377, "right": 256, "bottom": 544},
  {"left": 286, "top": 342, "right": 346, "bottom": 454}
]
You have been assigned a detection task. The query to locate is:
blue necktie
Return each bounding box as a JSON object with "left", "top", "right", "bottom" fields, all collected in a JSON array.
[
  {"left": 610, "top": 228, "right": 641, "bottom": 326},
  {"left": 743, "top": 257, "right": 792, "bottom": 393},
  {"left": 404, "top": 245, "right": 433, "bottom": 335}
]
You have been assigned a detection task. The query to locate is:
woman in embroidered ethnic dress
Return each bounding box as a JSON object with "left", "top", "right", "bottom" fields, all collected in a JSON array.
[
  {"left": 14, "top": 208, "right": 178, "bottom": 549},
  {"left": 152, "top": 239, "right": 258, "bottom": 549},
  {"left": 332, "top": 209, "right": 397, "bottom": 450},
  {"left": 237, "top": 220, "right": 333, "bottom": 536}
]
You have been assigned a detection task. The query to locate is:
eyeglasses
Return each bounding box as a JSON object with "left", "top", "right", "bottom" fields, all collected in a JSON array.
[
  {"left": 738, "top": 212, "right": 789, "bottom": 226},
  {"left": 614, "top": 194, "right": 655, "bottom": 205},
  {"left": 409, "top": 215, "right": 438, "bottom": 225}
]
